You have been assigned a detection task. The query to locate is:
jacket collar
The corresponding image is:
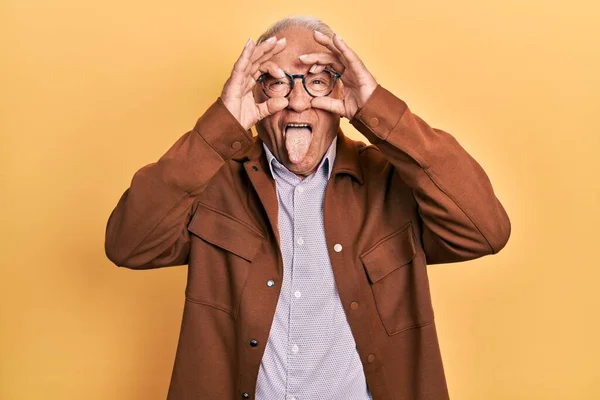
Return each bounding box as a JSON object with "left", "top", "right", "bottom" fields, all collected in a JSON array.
[
  {"left": 234, "top": 128, "right": 364, "bottom": 184},
  {"left": 331, "top": 129, "right": 364, "bottom": 184}
]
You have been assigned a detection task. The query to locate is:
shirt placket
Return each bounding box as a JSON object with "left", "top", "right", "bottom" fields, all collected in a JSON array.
[{"left": 286, "top": 173, "right": 309, "bottom": 400}]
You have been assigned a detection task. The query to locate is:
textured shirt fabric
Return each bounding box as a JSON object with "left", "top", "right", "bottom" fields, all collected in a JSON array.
[{"left": 255, "top": 137, "right": 373, "bottom": 400}]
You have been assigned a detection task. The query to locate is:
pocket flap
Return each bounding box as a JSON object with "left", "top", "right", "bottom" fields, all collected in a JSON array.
[
  {"left": 187, "top": 203, "right": 264, "bottom": 262},
  {"left": 360, "top": 222, "right": 416, "bottom": 284}
]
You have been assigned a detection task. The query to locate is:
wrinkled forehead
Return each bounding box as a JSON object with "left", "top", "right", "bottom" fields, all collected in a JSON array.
[{"left": 270, "top": 27, "right": 333, "bottom": 73}]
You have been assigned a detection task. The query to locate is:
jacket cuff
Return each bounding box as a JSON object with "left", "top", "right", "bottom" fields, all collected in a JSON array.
[
  {"left": 350, "top": 85, "right": 408, "bottom": 144},
  {"left": 193, "top": 97, "right": 254, "bottom": 160}
]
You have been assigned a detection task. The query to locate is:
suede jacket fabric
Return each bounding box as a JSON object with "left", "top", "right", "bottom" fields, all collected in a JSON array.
[{"left": 105, "top": 85, "right": 511, "bottom": 400}]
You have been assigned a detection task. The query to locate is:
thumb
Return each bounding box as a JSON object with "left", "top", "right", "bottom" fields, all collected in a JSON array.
[
  {"left": 256, "top": 97, "right": 288, "bottom": 120},
  {"left": 311, "top": 97, "right": 346, "bottom": 117}
]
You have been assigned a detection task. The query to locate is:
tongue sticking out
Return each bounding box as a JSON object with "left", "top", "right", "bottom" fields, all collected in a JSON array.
[{"left": 285, "top": 128, "right": 312, "bottom": 164}]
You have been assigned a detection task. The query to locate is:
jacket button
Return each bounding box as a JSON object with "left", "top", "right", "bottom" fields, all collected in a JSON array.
[
  {"left": 368, "top": 354, "right": 375, "bottom": 363},
  {"left": 351, "top": 301, "right": 359, "bottom": 310},
  {"left": 266, "top": 279, "right": 275, "bottom": 287},
  {"left": 250, "top": 339, "right": 258, "bottom": 347},
  {"left": 232, "top": 141, "right": 242, "bottom": 150},
  {"left": 368, "top": 117, "right": 380, "bottom": 128},
  {"left": 241, "top": 393, "right": 249, "bottom": 398},
  {"left": 252, "top": 165, "right": 259, "bottom": 171},
  {"left": 334, "top": 243, "right": 342, "bottom": 252}
]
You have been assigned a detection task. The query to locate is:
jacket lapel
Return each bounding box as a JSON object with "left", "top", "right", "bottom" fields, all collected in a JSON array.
[
  {"left": 233, "top": 130, "right": 364, "bottom": 272},
  {"left": 330, "top": 129, "right": 364, "bottom": 184},
  {"left": 236, "top": 137, "right": 281, "bottom": 250}
]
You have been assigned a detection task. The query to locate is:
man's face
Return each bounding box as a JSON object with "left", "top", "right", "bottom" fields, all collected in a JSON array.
[{"left": 254, "top": 27, "right": 341, "bottom": 177}]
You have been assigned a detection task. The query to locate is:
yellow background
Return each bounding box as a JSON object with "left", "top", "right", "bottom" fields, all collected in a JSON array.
[{"left": 2, "top": 0, "right": 599, "bottom": 398}]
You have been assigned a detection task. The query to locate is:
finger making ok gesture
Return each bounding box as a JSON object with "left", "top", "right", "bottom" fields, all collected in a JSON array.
[
  {"left": 221, "top": 30, "right": 378, "bottom": 130},
  {"left": 299, "top": 30, "right": 378, "bottom": 119},
  {"left": 221, "top": 36, "right": 290, "bottom": 131}
]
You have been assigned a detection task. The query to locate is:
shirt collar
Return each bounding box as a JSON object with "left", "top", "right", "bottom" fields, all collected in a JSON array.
[{"left": 262, "top": 136, "right": 337, "bottom": 181}]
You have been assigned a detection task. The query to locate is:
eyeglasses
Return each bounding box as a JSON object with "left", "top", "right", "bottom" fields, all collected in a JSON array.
[{"left": 257, "top": 69, "right": 341, "bottom": 98}]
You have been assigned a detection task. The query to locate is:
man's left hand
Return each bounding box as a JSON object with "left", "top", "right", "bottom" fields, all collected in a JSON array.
[{"left": 298, "top": 30, "right": 378, "bottom": 119}]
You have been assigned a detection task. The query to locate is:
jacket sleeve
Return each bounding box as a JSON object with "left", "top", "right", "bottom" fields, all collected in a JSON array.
[
  {"left": 104, "top": 98, "right": 253, "bottom": 269},
  {"left": 350, "top": 85, "right": 511, "bottom": 264}
]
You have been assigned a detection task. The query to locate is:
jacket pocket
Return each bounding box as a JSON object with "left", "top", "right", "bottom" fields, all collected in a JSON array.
[
  {"left": 185, "top": 202, "right": 264, "bottom": 316},
  {"left": 187, "top": 202, "right": 264, "bottom": 262},
  {"left": 360, "top": 221, "right": 434, "bottom": 335}
]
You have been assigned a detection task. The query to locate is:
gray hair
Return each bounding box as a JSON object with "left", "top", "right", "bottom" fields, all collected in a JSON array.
[{"left": 256, "top": 16, "right": 334, "bottom": 45}]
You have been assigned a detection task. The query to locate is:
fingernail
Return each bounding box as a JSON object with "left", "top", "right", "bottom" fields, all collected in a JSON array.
[
  {"left": 277, "top": 68, "right": 285, "bottom": 77},
  {"left": 309, "top": 65, "right": 318, "bottom": 73},
  {"left": 337, "top": 35, "right": 343, "bottom": 42},
  {"left": 266, "top": 36, "right": 276, "bottom": 43},
  {"left": 277, "top": 37, "right": 286, "bottom": 44},
  {"left": 314, "top": 30, "right": 325, "bottom": 37},
  {"left": 299, "top": 54, "right": 308, "bottom": 59},
  {"left": 245, "top": 38, "right": 252, "bottom": 47}
]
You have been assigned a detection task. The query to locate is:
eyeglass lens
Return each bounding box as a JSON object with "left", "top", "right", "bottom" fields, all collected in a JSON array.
[{"left": 261, "top": 70, "right": 336, "bottom": 97}]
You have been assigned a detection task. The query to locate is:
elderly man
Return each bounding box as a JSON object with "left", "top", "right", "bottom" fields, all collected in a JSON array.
[{"left": 105, "top": 16, "right": 510, "bottom": 400}]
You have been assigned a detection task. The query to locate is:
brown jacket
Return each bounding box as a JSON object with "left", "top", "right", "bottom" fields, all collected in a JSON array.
[{"left": 105, "top": 85, "right": 511, "bottom": 399}]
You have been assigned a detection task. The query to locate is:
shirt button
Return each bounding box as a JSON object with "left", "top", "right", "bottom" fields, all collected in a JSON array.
[
  {"left": 368, "top": 117, "right": 380, "bottom": 128},
  {"left": 250, "top": 339, "right": 258, "bottom": 347},
  {"left": 292, "top": 344, "right": 299, "bottom": 353},
  {"left": 232, "top": 141, "right": 242, "bottom": 150},
  {"left": 297, "top": 237, "right": 304, "bottom": 246},
  {"left": 266, "top": 279, "right": 275, "bottom": 287},
  {"left": 334, "top": 243, "right": 342, "bottom": 252},
  {"left": 294, "top": 290, "right": 302, "bottom": 298},
  {"left": 368, "top": 354, "right": 375, "bottom": 363},
  {"left": 351, "top": 301, "right": 359, "bottom": 310},
  {"left": 297, "top": 185, "right": 304, "bottom": 193}
]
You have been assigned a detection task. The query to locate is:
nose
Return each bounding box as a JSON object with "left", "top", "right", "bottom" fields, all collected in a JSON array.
[{"left": 286, "top": 79, "right": 312, "bottom": 113}]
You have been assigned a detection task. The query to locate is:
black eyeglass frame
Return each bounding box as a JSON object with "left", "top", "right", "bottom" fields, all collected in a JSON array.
[{"left": 257, "top": 68, "right": 341, "bottom": 98}]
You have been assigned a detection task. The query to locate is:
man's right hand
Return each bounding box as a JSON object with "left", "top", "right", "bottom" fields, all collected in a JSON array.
[{"left": 221, "top": 36, "right": 289, "bottom": 131}]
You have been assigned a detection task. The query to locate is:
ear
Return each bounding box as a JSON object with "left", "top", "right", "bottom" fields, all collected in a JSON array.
[
  {"left": 333, "top": 79, "right": 344, "bottom": 98},
  {"left": 254, "top": 118, "right": 267, "bottom": 140},
  {"left": 252, "top": 84, "right": 262, "bottom": 102}
]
